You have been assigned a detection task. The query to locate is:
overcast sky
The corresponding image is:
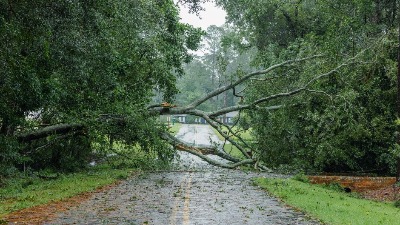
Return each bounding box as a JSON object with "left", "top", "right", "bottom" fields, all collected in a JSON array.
[{"left": 178, "top": 2, "right": 226, "bottom": 30}]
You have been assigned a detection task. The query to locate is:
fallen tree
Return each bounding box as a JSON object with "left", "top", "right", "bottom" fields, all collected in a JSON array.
[
  {"left": 146, "top": 53, "right": 363, "bottom": 170},
  {"left": 3, "top": 1, "right": 396, "bottom": 175},
  {"left": 17, "top": 124, "right": 85, "bottom": 142},
  {"left": 15, "top": 52, "right": 364, "bottom": 170}
]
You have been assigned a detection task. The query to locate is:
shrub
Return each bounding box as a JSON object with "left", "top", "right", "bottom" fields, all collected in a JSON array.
[
  {"left": 293, "top": 172, "right": 309, "bottom": 183},
  {"left": 394, "top": 200, "right": 400, "bottom": 208},
  {"left": 28, "top": 134, "right": 91, "bottom": 172}
]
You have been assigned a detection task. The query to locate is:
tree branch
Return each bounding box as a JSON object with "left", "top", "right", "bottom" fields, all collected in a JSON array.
[
  {"left": 160, "top": 131, "right": 253, "bottom": 169},
  {"left": 17, "top": 124, "right": 85, "bottom": 142},
  {"left": 147, "top": 53, "right": 367, "bottom": 170},
  {"left": 186, "top": 54, "right": 323, "bottom": 109}
]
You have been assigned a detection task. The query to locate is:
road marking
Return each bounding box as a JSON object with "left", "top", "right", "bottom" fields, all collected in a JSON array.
[
  {"left": 183, "top": 174, "right": 192, "bottom": 225},
  {"left": 169, "top": 172, "right": 193, "bottom": 225},
  {"left": 170, "top": 173, "right": 188, "bottom": 225}
]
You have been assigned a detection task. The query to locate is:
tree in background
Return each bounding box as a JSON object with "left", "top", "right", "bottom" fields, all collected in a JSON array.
[{"left": 176, "top": 25, "right": 256, "bottom": 112}]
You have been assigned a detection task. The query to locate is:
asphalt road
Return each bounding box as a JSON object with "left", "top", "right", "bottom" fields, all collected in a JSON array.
[{"left": 47, "top": 124, "right": 319, "bottom": 225}]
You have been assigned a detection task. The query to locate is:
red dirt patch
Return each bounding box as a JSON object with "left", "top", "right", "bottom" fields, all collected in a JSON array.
[
  {"left": 308, "top": 175, "right": 396, "bottom": 192},
  {"left": 361, "top": 186, "right": 400, "bottom": 202},
  {"left": 308, "top": 175, "right": 400, "bottom": 202},
  {"left": 1, "top": 181, "right": 122, "bottom": 224}
]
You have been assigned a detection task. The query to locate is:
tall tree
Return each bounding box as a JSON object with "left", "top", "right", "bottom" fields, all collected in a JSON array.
[
  {"left": 214, "top": 0, "right": 400, "bottom": 173},
  {"left": 0, "top": 0, "right": 203, "bottom": 173},
  {"left": 3, "top": 0, "right": 400, "bottom": 173}
]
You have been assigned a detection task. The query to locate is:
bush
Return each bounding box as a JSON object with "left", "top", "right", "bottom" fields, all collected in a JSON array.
[
  {"left": 0, "top": 136, "right": 22, "bottom": 176},
  {"left": 28, "top": 134, "right": 91, "bottom": 172},
  {"left": 324, "top": 182, "right": 345, "bottom": 192},
  {"left": 293, "top": 172, "right": 309, "bottom": 183}
]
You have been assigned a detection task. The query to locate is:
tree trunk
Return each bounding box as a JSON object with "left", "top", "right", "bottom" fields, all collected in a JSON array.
[
  {"left": 17, "top": 123, "right": 85, "bottom": 142},
  {"left": 0, "top": 117, "right": 9, "bottom": 135},
  {"left": 375, "top": 0, "right": 382, "bottom": 24},
  {"left": 397, "top": 6, "right": 400, "bottom": 181}
]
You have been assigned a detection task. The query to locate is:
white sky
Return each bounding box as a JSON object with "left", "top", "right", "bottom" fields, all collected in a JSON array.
[{"left": 178, "top": 2, "right": 226, "bottom": 30}]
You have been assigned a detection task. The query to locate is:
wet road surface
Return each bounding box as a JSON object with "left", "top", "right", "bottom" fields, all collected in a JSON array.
[{"left": 48, "top": 124, "right": 320, "bottom": 225}]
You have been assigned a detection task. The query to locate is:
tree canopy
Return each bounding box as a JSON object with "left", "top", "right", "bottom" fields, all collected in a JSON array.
[
  {"left": 0, "top": 0, "right": 202, "bottom": 173},
  {"left": 1, "top": 0, "right": 399, "bottom": 175},
  {"left": 215, "top": 0, "right": 399, "bottom": 173}
]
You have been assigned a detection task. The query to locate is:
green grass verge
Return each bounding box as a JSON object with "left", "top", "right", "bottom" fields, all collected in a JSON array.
[
  {"left": 0, "top": 165, "right": 134, "bottom": 217},
  {"left": 254, "top": 177, "right": 400, "bottom": 225},
  {"left": 211, "top": 126, "right": 253, "bottom": 160},
  {"left": 223, "top": 144, "right": 245, "bottom": 159},
  {"left": 168, "top": 123, "right": 182, "bottom": 134},
  {"left": 212, "top": 126, "right": 253, "bottom": 141},
  {"left": 212, "top": 127, "right": 225, "bottom": 141}
]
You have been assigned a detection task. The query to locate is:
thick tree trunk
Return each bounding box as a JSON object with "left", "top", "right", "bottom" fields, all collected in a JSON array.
[
  {"left": 6, "top": 52, "right": 362, "bottom": 171},
  {"left": 17, "top": 123, "right": 84, "bottom": 142},
  {"left": 0, "top": 117, "right": 9, "bottom": 135},
  {"left": 397, "top": 11, "right": 400, "bottom": 181},
  {"left": 160, "top": 132, "right": 255, "bottom": 169},
  {"left": 13, "top": 53, "right": 348, "bottom": 171}
]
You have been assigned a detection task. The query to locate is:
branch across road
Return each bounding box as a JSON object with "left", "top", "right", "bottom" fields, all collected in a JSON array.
[
  {"left": 173, "top": 124, "right": 233, "bottom": 170},
  {"left": 47, "top": 125, "right": 320, "bottom": 224},
  {"left": 175, "top": 124, "right": 222, "bottom": 146}
]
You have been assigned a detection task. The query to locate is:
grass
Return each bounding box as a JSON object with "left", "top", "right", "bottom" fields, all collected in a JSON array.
[
  {"left": 212, "top": 126, "right": 253, "bottom": 142},
  {"left": 0, "top": 133, "right": 175, "bottom": 219},
  {"left": 168, "top": 123, "right": 182, "bottom": 134},
  {"left": 0, "top": 135, "right": 176, "bottom": 218},
  {"left": 223, "top": 143, "right": 246, "bottom": 159},
  {"left": 0, "top": 165, "right": 135, "bottom": 217},
  {"left": 254, "top": 177, "right": 400, "bottom": 225},
  {"left": 211, "top": 126, "right": 253, "bottom": 159}
]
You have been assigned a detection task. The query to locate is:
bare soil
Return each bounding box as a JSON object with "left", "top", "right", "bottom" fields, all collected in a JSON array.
[
  {"left": 360, "top": 186, "right": 400, "bottom": 202},
  {"left": 3, "top": 176, "right": 397, "bottom": 224},
  {"left": 309, "top": 175, "right": 400, "bottom": 202}
]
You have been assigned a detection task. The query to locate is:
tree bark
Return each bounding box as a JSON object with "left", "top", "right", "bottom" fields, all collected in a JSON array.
[
  {"left": 396, "top": 8, "right": 400, "bottom": 181},
  {"left": 17, "top": 123, "right": 84, "bottom": 142},
  {"left": 147, "top": 53, "right": 364, "bottom": 169},
  {"left": 160, "top": 132, "right": 254, "bottom": 169}
]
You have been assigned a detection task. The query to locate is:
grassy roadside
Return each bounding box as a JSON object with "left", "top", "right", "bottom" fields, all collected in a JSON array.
[
  {"left": 211, "top": 126, "right": 252, "bottom": 159},
  {"left": 0, "top": 165, "right": 135, "bottom": 218},
  {"left": 212, "top": 126, "right": 252, "bottom": 141},
  {"left": 168, "top": 123, "right": 182, "bottom": 134},
  {"left": 0, "top": 123, "right": 180, "bottom": 219},
  {"left": 0, "top": 134, "right": 177, "bottom": 219},
  {"left": 254, "top": 177, "right": 400, "bottom": 225},
  {"left": 223, "top": 144, "right": 245, "bottom": 159}
]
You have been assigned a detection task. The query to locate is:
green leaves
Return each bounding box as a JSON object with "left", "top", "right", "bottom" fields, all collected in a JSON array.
[
  {"left": 216, "top": 0, "right": 399, "bottom": 174},
  {"left": 0, "top": 0, "right": 203, "bottom": 174}
]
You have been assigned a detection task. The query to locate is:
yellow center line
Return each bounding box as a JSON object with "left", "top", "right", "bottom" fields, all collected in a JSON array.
[
  {"left": 169, "top": 173, "right": 188, "bottom": 225},
  {"left": 182, "top": 173, "right": 192, "bottom": 225}
]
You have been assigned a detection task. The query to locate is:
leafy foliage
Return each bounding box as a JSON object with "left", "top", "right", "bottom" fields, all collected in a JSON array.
[
  {"left": 176, "top": 25, "right": 256, "bottom": 111},
  {"left": 217, "top": 0, "right": 399, "bottom": 174},
  {"left": 2, "top": 0, "right": 399, "bottom": 175},
  {"left": 0, "top": 0, "right": 202, "bottom": 174}
]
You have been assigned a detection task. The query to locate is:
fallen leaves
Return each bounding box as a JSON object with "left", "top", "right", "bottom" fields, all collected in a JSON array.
[{"left": 1, "top": 181, "right": 122, "bottom": 224}]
